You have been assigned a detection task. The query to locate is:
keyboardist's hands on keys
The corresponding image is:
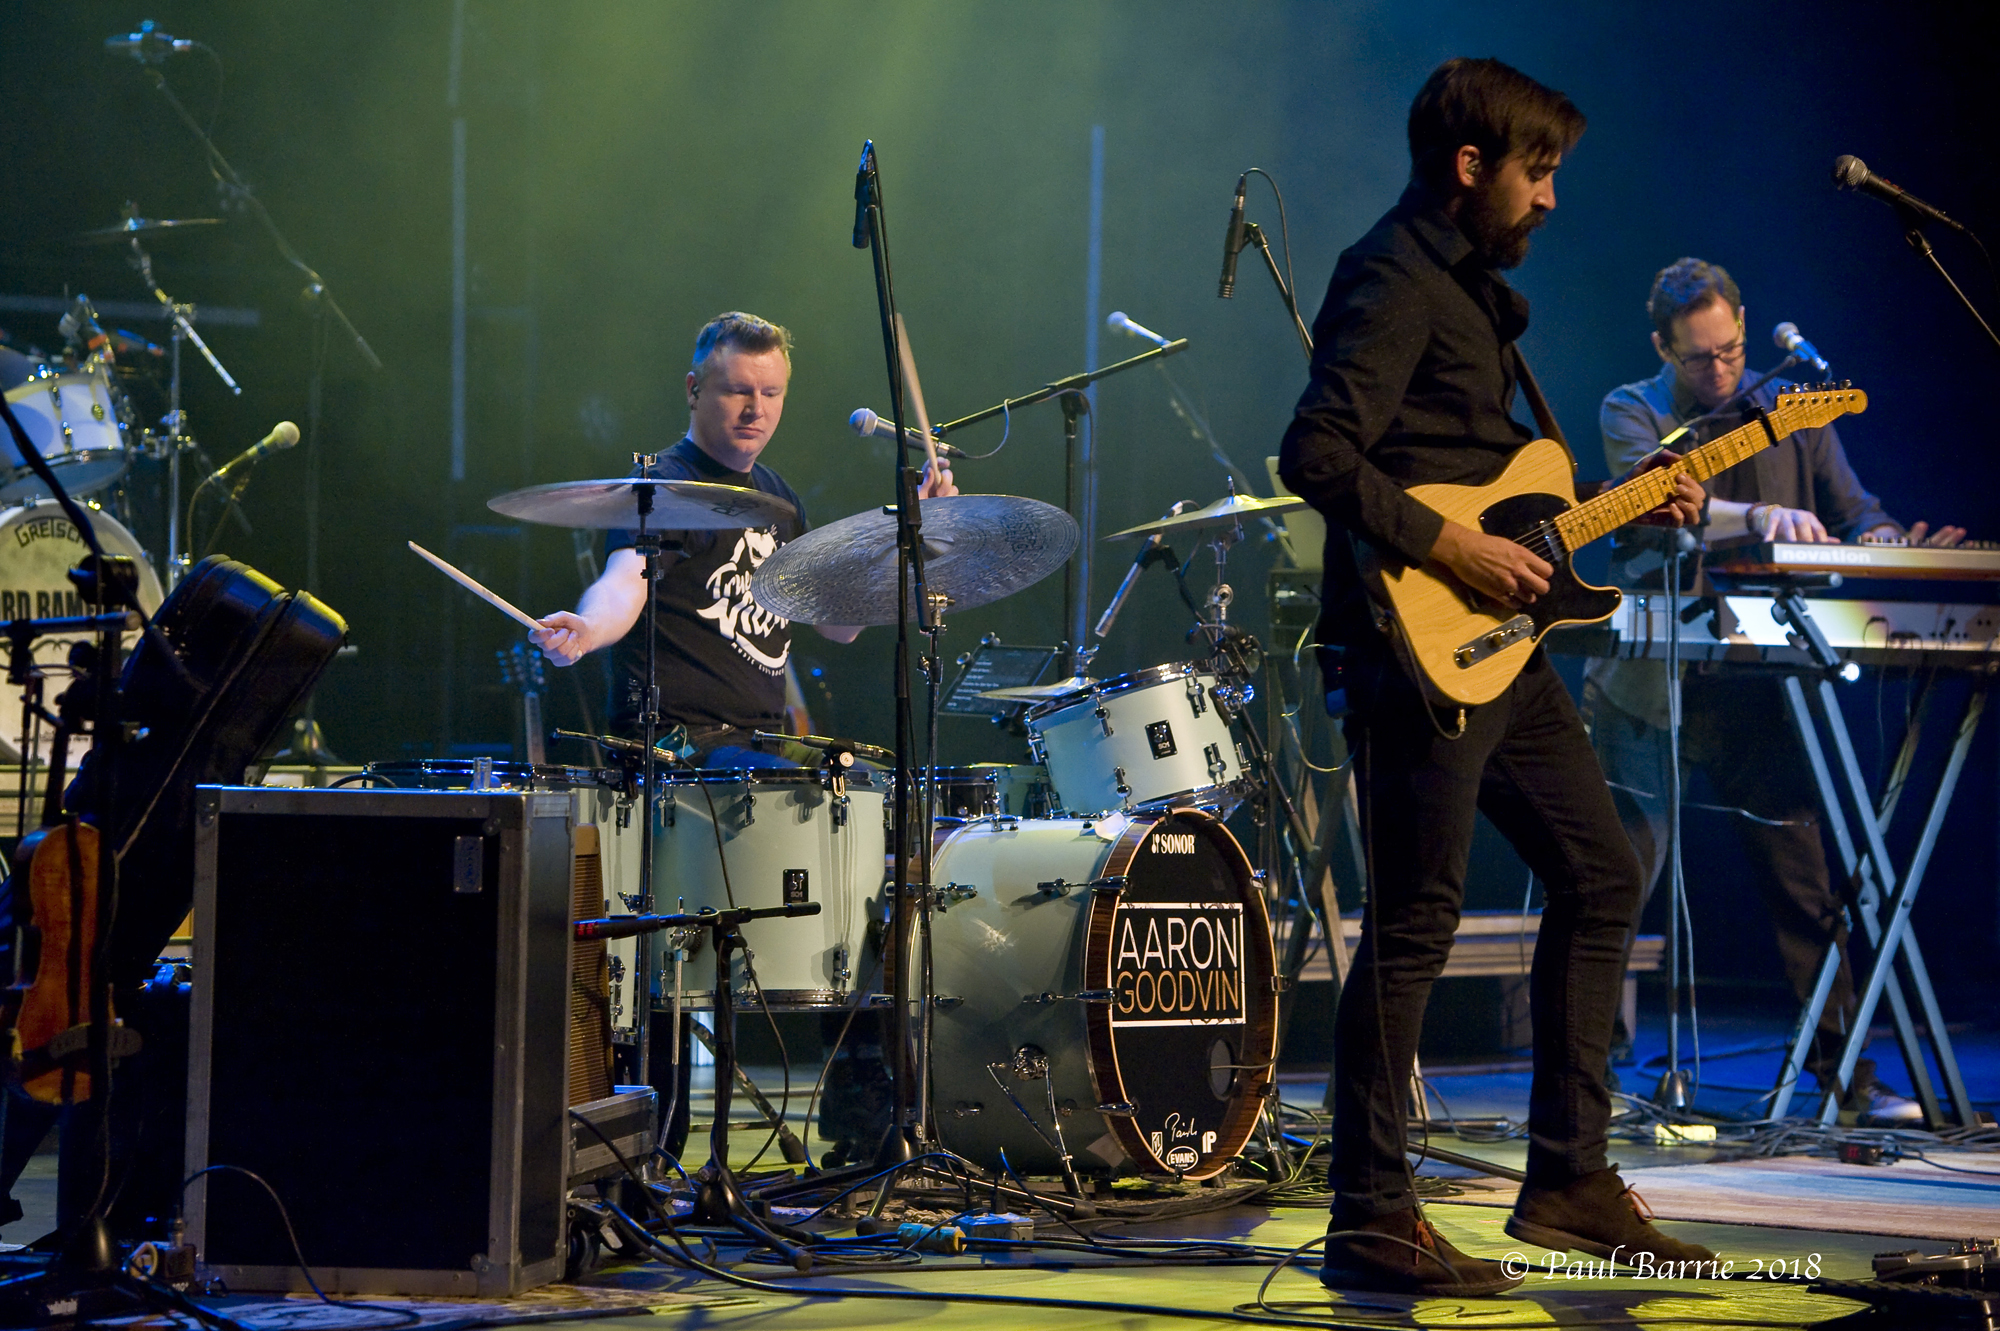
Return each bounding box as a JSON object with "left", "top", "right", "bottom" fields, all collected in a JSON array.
[
  {"left": 1757, "top": 505, "right": 1837, "bottom": 544},
  {"left": 1899, "top": 520, "right": 1967, "bottom": 548}
]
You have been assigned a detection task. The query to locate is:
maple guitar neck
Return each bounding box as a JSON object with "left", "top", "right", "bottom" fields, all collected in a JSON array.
[{"left": 1554, "top": 387, "right": 1863, "bottom": 551}]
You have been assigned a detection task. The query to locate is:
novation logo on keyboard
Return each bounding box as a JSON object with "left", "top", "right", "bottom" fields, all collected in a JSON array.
[{"left": 1150, "top": 832, "right": 1197, "bottom": 855}]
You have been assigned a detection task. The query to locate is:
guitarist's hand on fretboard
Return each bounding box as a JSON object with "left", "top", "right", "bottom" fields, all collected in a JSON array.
[
  {"left": 1432, "top": 522, "right": 1553, "bottom": 608},
  {"left": 1608, "top": 449, "right": 1705, "bottom": 528}
]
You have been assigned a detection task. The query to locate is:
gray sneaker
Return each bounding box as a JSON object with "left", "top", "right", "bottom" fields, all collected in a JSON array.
[{"left": 1844, "top": 1072, "right": 1924, "bottom": 1126}]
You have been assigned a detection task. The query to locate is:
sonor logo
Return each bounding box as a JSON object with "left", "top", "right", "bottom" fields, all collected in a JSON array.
[{"left": 1151, "top": 832, "right": 1196, "bottom": 855}]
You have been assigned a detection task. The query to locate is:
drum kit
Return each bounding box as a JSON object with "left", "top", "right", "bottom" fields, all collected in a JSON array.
[
  {"left": 0, "top": 210, "right": 252, "bottom": 767},
  {"left": 397, "top": 464, "right": 1313, "bottom": 1185}
]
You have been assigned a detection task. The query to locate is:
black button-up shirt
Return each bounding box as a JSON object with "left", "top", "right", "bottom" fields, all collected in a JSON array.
[{"left": 1278, "top": 182, "right": 1536, "bottom": 646}]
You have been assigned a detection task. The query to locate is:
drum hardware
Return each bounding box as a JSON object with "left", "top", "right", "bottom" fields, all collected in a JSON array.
[
  {"left": 1020, "top": 990, "right": 1117, "bottom": 1006},
  {"left": 984, "top": 1049, "right": 1088, "bottom": 1197}
]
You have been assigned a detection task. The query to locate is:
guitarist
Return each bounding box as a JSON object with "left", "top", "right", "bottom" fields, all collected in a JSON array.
[
  {"left": 1587, "top": 257, "right": 1962, "bottom": 1125},
  {"left": 1277, "top": 58, "right": 1710, "bottom": 1296}
]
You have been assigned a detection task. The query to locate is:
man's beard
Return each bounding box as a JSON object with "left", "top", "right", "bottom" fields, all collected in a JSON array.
[{"left": 1462, "top": 185, "right": 1546, "bottom": 270}]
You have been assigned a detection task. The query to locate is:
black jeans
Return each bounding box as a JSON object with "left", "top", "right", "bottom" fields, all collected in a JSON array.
[{"left": 1330, "top": 647, "right": 1642, "bottom": 1220}]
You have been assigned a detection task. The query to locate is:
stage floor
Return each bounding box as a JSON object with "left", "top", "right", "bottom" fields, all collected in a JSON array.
[{"left": 6, "top": 1009, "right": 1995, "bottom": 1329}]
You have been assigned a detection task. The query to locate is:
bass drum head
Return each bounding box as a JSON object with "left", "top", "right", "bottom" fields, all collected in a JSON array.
[
  {"left": 928, "top": 808, "right": 1275, "bottom": 1180},
  {"left": 0, "top": 503, "right": 163, "bottom": 764}
]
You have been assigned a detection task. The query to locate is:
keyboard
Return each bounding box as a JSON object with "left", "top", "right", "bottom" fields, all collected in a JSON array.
[
  {"left": 1545, "top": 594, "right": 2000, "bottom": 668},
  {"left": 1708, "top": 540, "right": 2000, "bottom": 582}
]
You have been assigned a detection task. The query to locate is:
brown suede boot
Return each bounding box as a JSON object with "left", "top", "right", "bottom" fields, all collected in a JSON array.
[
  {"left": 1505, "top": 1166, "right": 1718, "bottom": 1271},
  {"left": 1320, "top": 1207, "right": 1524, "bottom": 1297}
]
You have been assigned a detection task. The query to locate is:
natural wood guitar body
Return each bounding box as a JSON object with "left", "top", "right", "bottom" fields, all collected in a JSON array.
[{"left": 1376, "top": 437, "right": 1612, "bottom": 706}]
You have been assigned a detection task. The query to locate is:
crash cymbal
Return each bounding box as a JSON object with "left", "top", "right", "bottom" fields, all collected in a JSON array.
[
  {"left": 1106, "top": 490, "right": 1304, "bottom": 540},
  {"left": 977, "top": 674, "right": 1098, "bottom": 702},
  {"left": 486, "top": 478, "right": 797, "bottom": 530},
  {"left": 75, "top": 216, "right": 222, "bottom": 244},
  {"left": 751, "top": 495, "right": 1077, "bottom": 626}
]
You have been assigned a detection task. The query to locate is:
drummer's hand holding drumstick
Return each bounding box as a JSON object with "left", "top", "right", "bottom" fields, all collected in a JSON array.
[{"left": 530, "top": 461, "right": 958, "bottom": 664}]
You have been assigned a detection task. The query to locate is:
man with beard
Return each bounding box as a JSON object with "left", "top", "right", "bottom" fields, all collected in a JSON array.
[
  {"left": 1587, "top": 258, "right": 1962, "bottom": 1123},
  {"left": 1279, "top": 58, "right": 1714, "bottom": 1296}
]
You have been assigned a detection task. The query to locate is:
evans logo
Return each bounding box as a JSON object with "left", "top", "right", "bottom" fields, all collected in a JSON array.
[
  {"left": 1150, "top": 832, "right": 1196, "bottom": 855},
  {"left": 1163, "top": 1145, "right": 1200, "bottom": 1170}
]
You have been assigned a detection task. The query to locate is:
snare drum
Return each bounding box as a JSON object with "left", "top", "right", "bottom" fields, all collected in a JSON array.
[
  {"left": 1026, "top": 663, "right": 1249, "bottom": 816},
  {"left": 655, "top": 768, "right": 886, "bottom": 1009},
  {"left": 365, "top": 759, "right": 623, "bottom": 793},
  {"left": 927, "top": 808, "right": 1276, "bottom": 1179},
  {"left": 911, "top": 764, "right": 1052, "bottom": 821},
  {"left": 2, "top": 362, "right": 132, "bottom": 504},
  {"left": 0, "top": 503, "right": 164, "bottom": 764}
]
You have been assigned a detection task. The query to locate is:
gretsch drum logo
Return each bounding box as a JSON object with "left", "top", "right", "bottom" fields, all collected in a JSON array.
[{"left": 1111, "top": 902, "right": 1245, "bottom": 1027}]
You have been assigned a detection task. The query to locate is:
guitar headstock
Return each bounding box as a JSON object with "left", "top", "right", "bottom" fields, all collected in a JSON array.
[
  {"left": 497, "top": 641, "right": 547, "bottom": 696},
  {"left": 1774, "top": 381, "right": 1868, "bottom": 429}
]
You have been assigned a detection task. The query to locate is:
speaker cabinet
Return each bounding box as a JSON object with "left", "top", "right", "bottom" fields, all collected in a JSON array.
[{"left": 186, "top": 786, "right": 574, "bottom": 1296}]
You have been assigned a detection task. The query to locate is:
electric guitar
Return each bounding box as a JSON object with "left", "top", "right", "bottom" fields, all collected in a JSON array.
[{"left": 1367, "top": 383, "right": 1868, "bottom": 706}]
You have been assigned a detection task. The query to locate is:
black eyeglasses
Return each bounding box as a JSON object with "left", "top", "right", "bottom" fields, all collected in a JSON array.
[{"left": 1666, "top": 318, "right": 1747, "bottom": 372}]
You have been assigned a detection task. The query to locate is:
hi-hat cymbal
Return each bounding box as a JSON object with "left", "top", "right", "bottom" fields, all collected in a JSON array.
[
  {"left": 1107, "top": 491, "right": 1304, "bottom": 540},
  {"left": 751, "top": 495, "right": 1077, "bottom": 626},
  {"left": 977, "top": 674, "right": 1098, "bottom": 703},
  {"left": 487, "top": 478, "right": 797, "bottom": 530},
  {"left": 75, "top": 216, "right": 222, "bottom": 244}
]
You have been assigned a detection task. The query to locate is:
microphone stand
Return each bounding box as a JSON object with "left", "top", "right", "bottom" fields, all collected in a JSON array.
[
  {"left": 853, "top": 141, "right": 930, "bottom": 1169},
  {"left": 1230, "top": 220, "right": 1313, "bottom": 361},
  {"left": 135, "top": 64, "right": 383, "bottom": 600},
  {"left": 1899, "top": 218, "right": 2000, "bottom": 356},
  {"left": 930, "top": 340, "right": 1189, "bottom": 671}
]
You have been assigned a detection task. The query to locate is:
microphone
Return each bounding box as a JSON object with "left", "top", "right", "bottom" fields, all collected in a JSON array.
[
  {"left": 851, "top": 140, "right": 875, "bottom": 249},
  {"left": 1772, "top": 322, "right": 1829, "bottom": 375},
  {"left": 1106, "top": 311, "right": 1171, "bottom": 348},
  {"left": 217, "top": 421, "right": 300, "bottom": 475},
  {"left": 1832, "top": 155, "right": 1965, "bottom": 235},
  {"left": 58, "top": 297, "right": 111, "bottom": 358},
  {"left": 105, "top": 21, "right": 193, "bottom": 63},
  {"left": 1216, "top": 174, "right": 1248, "bottom": 298},
  {"left": 849, "top": 408, "right": 968, "bottom": 458}
]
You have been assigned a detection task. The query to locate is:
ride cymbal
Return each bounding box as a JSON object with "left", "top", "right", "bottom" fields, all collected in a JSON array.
[{"left": 751, "top": 495, "right": 1076, "bottom": 626}]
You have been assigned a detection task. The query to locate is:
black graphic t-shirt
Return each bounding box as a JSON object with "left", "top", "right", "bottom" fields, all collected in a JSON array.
[{"left": 604, "top": 437, "right": 807, "bottom": 737}]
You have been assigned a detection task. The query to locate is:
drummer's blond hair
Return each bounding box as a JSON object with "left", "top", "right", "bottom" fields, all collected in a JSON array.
[{"left": 691, "top": 311, "right": 792, "bottom": 381}]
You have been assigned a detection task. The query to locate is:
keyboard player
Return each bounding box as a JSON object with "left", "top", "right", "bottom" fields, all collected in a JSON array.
[{"left": 1585, "top": 257, "right": 1966, "bottom": 1125}]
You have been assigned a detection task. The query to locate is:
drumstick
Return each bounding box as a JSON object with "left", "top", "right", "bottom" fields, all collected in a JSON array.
[
  {"left": 408, "top": 540, "right": 546, "bottom": 633},
  {"left": 892, "top": 312, "right": 942, "bottom": 477}
]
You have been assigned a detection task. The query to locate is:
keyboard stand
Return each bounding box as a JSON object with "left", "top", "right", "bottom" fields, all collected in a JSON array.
[{"left": 1766, "top": 593, "right": 1983, "bottom": 1126}]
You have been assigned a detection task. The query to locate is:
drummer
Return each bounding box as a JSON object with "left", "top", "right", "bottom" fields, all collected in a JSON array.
[{"left": 531, "top": 311, "right": 956, "bottom": 765}]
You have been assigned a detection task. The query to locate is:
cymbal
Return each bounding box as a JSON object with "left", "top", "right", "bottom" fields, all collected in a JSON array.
[
  {"left": 751, "top": 495, "right": 1077, "bottom": 627},
  {"left": 486, "top": 478, "right": 797, "bottom": 530},
  {"left": 75, "top": 216, "right": 222, "bottom": 244},
  {"left": 977, "top": 674, "right": 1098, "bottom": 703},
  {"left": 1106, "top": 491, "right": 1304, "bottom": 540}
]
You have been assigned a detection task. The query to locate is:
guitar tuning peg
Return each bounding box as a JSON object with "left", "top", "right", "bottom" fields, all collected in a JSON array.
[{"left": 1842, "top": 379, "right": 1852, "bottom": 389}]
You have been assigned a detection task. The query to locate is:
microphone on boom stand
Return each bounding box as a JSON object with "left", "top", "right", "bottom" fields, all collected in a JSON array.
[{"left": 1216, "top": 174, "right": 1249, "bottom": 298}]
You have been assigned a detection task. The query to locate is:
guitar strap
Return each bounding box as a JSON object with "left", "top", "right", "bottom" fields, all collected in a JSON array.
[{"left": 1511, "top": 344, "right": 1577, "bottom": 470}]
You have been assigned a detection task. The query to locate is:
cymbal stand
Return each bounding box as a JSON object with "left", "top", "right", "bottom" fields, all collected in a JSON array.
[
  {"left": 1162, "top": 519, "right": 1325, "bottom": 984},
  {"left": 630, "top": 456, "right": 666, "bottom": 1091},
  {"left": 125, "top": 233, "right": 240, "bottom": 588}
]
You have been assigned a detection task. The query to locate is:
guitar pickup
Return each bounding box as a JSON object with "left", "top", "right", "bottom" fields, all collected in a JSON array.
[{"left": 1453, "top": 614, "right": 1535, "bottom": 668}]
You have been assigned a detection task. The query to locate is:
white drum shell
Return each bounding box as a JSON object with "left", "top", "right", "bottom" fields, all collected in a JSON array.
[
  {"left": 655, "top": 772, "right": 886, "bottom": 1008},
  {"left": 2, "top": 365, "right": 131, "bottom": 503},
  {"left": 1029, "top": 665, "right": 1246, "bottom": 816},
  {"left": 926, "top": 819, "right": 1120, "bottom": 1173}
]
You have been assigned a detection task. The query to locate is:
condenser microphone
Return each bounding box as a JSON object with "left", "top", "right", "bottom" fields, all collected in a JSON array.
[
  {"left": 105, "top": 22, "right": 194, "bottom": 63},
  {"left": 1772, "top": 322, "right": 1829, "bottom": 375},
  {"left": 218, "top": 421, "right": 300, "bottom": 475},
  {"left": 1216, "top": 174, "right": 1248, "bottom": 298},
  {"left": 849, "top": 408, "right": 967, "bottom": 458},
  {"left": 1832, "top": 155, "right": 1965, "bottom": 235},
  {"left": 1106, "top": 311, "right": 1172, "bottom": 348},
  {"left": 851, "top": 140, "right": 876, "bottom": 249}
]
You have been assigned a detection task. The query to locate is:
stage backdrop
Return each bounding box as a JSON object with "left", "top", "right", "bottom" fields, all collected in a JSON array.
[{"left": 1, "top": 0, "right": 1992, "bottom": 1013}]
